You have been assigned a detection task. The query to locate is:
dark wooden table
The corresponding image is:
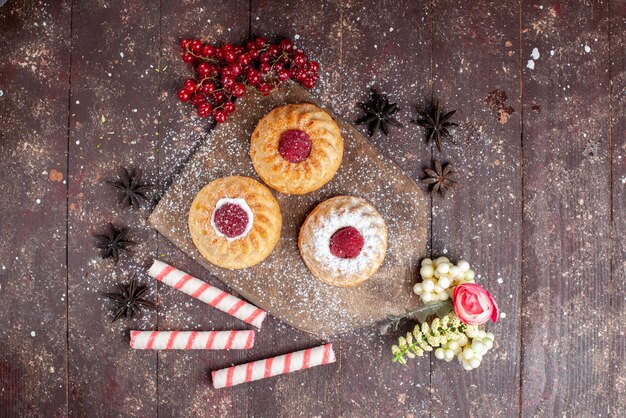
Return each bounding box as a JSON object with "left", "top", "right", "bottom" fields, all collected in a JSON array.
[{"left": 1, "top": 0, "right": 624, "bottom": 417}]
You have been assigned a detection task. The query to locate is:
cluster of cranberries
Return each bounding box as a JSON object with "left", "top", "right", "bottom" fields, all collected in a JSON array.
[{"left": 177, "top": 37, "right": 320, "bottom": 124}]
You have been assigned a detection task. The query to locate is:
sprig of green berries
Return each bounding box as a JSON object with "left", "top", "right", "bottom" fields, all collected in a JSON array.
[
  {"left": 460, "top": 329, "right": 495, "bottom": 370},
  {"left": 413, "top": 257, "right": 476, "bottom": 304},
  {"left": 435, "top": 328, "right": 495, "bottom": 370},
  {"left": 391, "top": 313, "right": 468, "bottom": 365},
  {"left": 392, "top": 256, "right": 497, "bottom": 370}
]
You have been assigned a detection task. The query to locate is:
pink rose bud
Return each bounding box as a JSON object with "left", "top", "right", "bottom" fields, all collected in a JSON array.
[{"left": 452, "top": 283, "right": 499, "bottom": 325}]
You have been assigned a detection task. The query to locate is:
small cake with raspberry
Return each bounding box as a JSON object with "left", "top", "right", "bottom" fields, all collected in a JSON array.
[
  {"left": 298, "top": 196, "right": 388, "bottom": 287},
  {"left": 250, "top": 103, "right": 343, "bottom": 195},
  {"left": 189, "top": 176, "right": 282, "bottom": 269}
]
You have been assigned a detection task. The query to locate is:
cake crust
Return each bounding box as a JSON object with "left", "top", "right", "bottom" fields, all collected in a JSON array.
[
  {"left": 189, "top": 176, "right": 282, "bottom": 269},
  {"left": 298, "top": 195, "right": 388, "bottom": 287},
  {"left": 250, "top": 103, "right": 343, "bottom": 195}
]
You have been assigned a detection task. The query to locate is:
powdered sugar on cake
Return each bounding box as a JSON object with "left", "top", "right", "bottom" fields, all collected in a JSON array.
[{"left": 308, "top": 204, "right": 386, "bottom": 276}]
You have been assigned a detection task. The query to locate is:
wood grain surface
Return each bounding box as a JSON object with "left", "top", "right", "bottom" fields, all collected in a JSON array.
[
  {"left": 0, "top": 1, "right": 71, "bottom": 415},
  {"left": 66, "top": 0, "right": 160, "bottom": 415},
  {"left": 0, "top": 0, "right": 625, "bottom": 417},
  {"left": 610, "top": 1, "right": 626, "bottom": 415},
  {"left": 429, "top": 1, "right": 522, "bottom": 416},
  {"left": 521, "top": 2, "right": 612, "bottom": 416},
  {"left": 148, "top": 83, "right": 428, "bottom": 336}
]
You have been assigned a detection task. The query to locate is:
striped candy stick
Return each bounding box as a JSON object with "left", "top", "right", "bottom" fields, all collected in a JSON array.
[
  {"left": 211, "top": 344, "right": 336, "bottom": 389},
  {"left": 147, "top": 260, "right": 266, "bottom": 328},
  {"left": 130, "top": 330, "right": 255, "bottom": 350}
]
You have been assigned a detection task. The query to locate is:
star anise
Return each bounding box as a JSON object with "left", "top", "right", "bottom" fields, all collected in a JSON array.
[
  {"left": 422, "top": 160, "right": 457, "bottom": 196},
  {"left": 106, "top": 167, "right": 153, "bottom": 209},
  {"left": 355, "top": 89, "right": 401, "bottom": 136},
  {"left": 103, "top": 276, "right": 156, "bottom": 322},
  {"left": 94, "top": 223, "right": 134, "bottom": 265},
  {"left": 414, "top": 101, "right": 458, "bottom": 151}
]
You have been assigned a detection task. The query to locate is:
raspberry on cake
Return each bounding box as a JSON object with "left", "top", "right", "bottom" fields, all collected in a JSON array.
[
  {"left": 189, "top": 176, "right": 282, "bottom": 270},
  {"left": 329, "top": 226, "right": 364, "bottom": 259},
  {"left": 278, "top": 129, "right": 312, "bottom": 163},
  {"left": 211, "top": 198, "right": 253, "bottom": 240},
  {"left": 298, "top": 196, "right": 388, "bottom": 287}
]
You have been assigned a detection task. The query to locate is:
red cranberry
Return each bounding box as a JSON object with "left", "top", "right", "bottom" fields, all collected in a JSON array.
[
  {"left": 258, "top": 82, "right": 272, "bottom": 95},
  {"left": 201, "top": 44, "right": 215, "bottom": 57},
  {"left": 259, "top": 52, "right": 271, "bottom": 63},
  {"left": 180, "top": 38, "right": 191, "bottom": 50},
  {"left": 191, "top": 94, "right": 206, "bottom": 107},
  {"left": 279, "top": 38, "right": 294, "bottom": 52},
  {"left": 295, "top": 69, "right": 308, "bottom": 82},
  {"left": 278, "top": 130, "right": 312, "bottom": 163},
  {"left": 232, "top": 83, "right": 246, "bottom": 98},
  {"left": 197, "top": 62, "right": 211, "bottom": 77},
  {"left": 221, "top": 75, "right": 235, "bottom": 88},
  {"left": 224, "top": 50, "right": 237, "bottom": 63},
  {"left": 223, "top": 101, "right": 235, "bottom": 113},
  {"left": 179, "top": 40, "right": 318, "bottom": 129},
  {"left": 211, "top": 91, "right": 226, "bottom": 103},
  {"left": 277, "top": 70, "right": 289, "bottom": 81},
  {"left": 293, "top": 52, "right": 307, "bottom": 66},
  {"left": 268, "top": 45, "right": 281, "bottom": 56},
  {"left": 228, "top": 64, "right": 242, "bottom": 76},
  {"left": 329, "top": 227, "right": 364, "bottom": 259},
  {"left": 214, "top": 110, "right": 228, "bottom": 123},
  {"left": 213, "top": 203, "right": 249, "bottom": 238},
  {"left": 255, "top": 37, "right": 268, "bottom": 48},
  {"left": 259, "top": 62, "right": 271, "bottom": 74},
  {"left": 182, "top": 52, "right": 194, "bottom": 63},
  {"left": 209, "top": 64, "right": 221, "bottom": 77},
  {"left": 177, "top": 89, "right": 191, "bottom": 102},
  {"left": 221, "top": 66, "right": 233, "bottom": 77},
  {"left": 183, "top": 79, "right": 197, "bottom": 93},
  {"left": 190, "top": 40, "right": 203, "bottom": 53},
  {"left": 247, "top": 69, "right": 262, "bottom": 86},
  {"left": 238, "top": 53, "right": 251, "bottom": 66},
  {"left": 200, "top": 82, "right": 215, "bottom": 95},
  {"left": 198, "top": 102, "right": 212, "bottom": 117}
]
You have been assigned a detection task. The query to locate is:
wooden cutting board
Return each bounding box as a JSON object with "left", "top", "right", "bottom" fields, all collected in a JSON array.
[{"left": 149, "top": 83, "right": 427, "bottom": 336}]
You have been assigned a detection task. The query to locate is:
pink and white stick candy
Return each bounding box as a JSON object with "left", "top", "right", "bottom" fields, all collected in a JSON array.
[
  {"left": 130, "top": 330, "right": 255, "bottom": 350},
  {"left": 147, "top": 260, "right": 266, "bottom": 328},
  {"left": 211, "top": 343, "right": 336, "bottom": 389}
]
